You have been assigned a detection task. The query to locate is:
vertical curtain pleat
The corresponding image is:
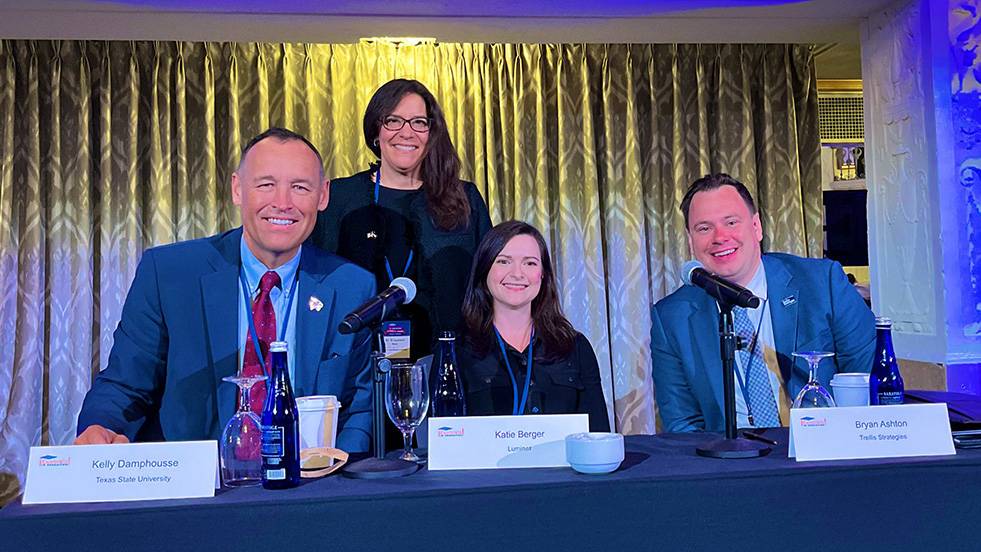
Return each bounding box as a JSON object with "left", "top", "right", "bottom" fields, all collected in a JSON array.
[
  {"left": 147, "top": 42, "right": 174, "bottom": 244},
  {"left": 173, "top": 43, "right": 191, "bottom": 240},
  {"left": 2, "top": 42, "right": 45, "bottom": 503},
  {"left": 793, "top": 46, "right": 824, "bottom": 258},
  {"left": 0, "top": 40, "right": 822, "bottom": 503},
  {"left": 0, "top": 42, "right": 17, "bottom": 421},
  {"left": 46, "top": 41, "right": 95, "bottom": 449},
  {"left": 560, "top": 44, "right": 612, "bottom": 428}
]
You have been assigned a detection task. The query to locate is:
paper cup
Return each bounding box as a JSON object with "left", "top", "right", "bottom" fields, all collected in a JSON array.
[
  {"left": 297, "top": 395, "right": 341, "bottom": 453},
  {"left": 830, "top": 373, "right": 870, "bottom": 407}
]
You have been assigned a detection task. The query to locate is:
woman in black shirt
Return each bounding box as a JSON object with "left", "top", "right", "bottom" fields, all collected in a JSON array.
[
  {"left": 459, "top": 221, "right": 610, "bottom": 431},
  {"left": 310, "top": 79, "right": 491, "bottom": 359}
]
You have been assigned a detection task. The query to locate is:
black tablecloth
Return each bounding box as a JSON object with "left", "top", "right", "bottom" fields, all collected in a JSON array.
[{"left": 3, "top": 430, "right": 978, "bottom": 551}]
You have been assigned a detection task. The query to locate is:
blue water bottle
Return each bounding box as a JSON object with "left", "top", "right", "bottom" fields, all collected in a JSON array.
[
  {"left": 261, "top": 341, "right": 300, "bottom": 489},
  {"left": 869, "top": 317, "right": 904, "bottom": 406},
  {"left": 431, "top": 331, "right": 466, "bottom": 417}
]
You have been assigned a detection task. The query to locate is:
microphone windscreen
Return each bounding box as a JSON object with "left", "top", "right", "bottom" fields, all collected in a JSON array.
[
  {"left": 680, "top": 260, "right": 703, "bottom": 285},
  {"left": 391, "top": 277, "right": 417, "bottom": 304}
]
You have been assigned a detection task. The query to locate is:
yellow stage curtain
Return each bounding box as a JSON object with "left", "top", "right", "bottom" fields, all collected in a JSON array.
[{"left": 0, "top": 41, "right": 821, "bottom": 503}]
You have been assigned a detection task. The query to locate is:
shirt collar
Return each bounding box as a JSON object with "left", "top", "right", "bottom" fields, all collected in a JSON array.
[
  {"left": 497, "top": 331, "right": 545, "bottom": 362},
  {"left": 239, "top": 237, "right": 301, "bottom": 294},
  {"left": 744, "top": 257, "right": 768, "bottom": 310}
]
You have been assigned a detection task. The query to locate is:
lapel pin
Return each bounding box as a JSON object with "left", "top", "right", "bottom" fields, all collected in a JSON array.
[
  {"left": 366, "top": 231, "right": 378, "bottom": 239},
  {"left": 308, "top": 296, "right": 324, "bottom": 312},
  {"left": 782, "top": 295, "right": 797, "bottom": 307}
]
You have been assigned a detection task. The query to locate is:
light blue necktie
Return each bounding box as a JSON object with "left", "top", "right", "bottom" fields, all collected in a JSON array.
[{"left": 733, "top": 306, "right": 781, "bottom": 427}]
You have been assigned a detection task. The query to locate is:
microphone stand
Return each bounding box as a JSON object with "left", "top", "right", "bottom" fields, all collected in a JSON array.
[
  {"left": 342, "top": 330, "right": 420, "bottom": 478},
  {"left": 695, "top": 298, "right": 772, "bottom": 459}
]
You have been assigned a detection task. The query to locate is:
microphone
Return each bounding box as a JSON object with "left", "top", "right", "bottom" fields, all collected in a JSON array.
[
  {"left": 681, "top": 260, "right": 761, "bottom": 309},
  {"left": 338, "top": 277, "right": 417, "bottom": 334}
]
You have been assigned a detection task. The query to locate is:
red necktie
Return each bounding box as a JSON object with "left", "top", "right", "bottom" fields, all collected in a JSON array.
[{"left": 242, "top": 270, "right": 281, "bottom": 414}]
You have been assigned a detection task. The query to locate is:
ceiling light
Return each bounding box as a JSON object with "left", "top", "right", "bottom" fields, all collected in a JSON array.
[{"left": 359, "top": 37, "right": 438, "bottom": 47}]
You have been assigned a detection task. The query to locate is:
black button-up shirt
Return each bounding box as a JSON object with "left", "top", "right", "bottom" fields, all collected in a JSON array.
[{"left": 458, "top": 332, "right": 611, "bottom": 432}]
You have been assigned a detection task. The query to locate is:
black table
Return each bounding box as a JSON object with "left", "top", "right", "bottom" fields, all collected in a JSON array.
[{"left": 2, "top": 430, "right": 978, "bottom": 551}]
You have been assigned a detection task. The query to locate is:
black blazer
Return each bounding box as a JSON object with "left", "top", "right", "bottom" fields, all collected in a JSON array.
[
  {"left": 458, "top": 332, "right": 611, "bottom": 432},
  {"left": 310, "top": 169, "right": 492, "bottom": 355}
]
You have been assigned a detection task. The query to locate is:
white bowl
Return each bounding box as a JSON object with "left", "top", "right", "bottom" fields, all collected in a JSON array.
[{"left": 565, "top": 432, "right": 624, "bottom": 474}]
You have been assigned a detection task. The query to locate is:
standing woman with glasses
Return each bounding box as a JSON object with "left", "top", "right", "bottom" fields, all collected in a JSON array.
[{"left": 311, "top": 79, "right": 492, "bottom": 360}]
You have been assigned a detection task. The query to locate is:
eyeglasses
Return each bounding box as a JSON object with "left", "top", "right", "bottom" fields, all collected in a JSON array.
[{"left": 381, "top": 115, "right": 431, "bottom": 133}]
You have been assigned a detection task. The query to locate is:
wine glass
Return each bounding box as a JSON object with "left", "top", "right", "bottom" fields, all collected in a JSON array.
[
  {"left": 219, "top": 374, "right": 267, "bottom": 487},
  {"left": 792, "top": 351, "right": 837, "bottom": 409},
  {"left": 385, "top": 361, "right": 430, "bottom": 463}
]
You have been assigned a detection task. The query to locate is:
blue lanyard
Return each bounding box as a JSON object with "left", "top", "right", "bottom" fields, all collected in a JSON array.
[
  {"left": 238, "top": 270, "right": 298, "bottom": 376},
  {"left": 494, "top": 327, "right": 534, "bottom": 416},
  {"left": 373, "top": 168, "right": 415, "bottom": 282},
  {"left": 733, "top": 300, "right": 769, "bottom": 422}
]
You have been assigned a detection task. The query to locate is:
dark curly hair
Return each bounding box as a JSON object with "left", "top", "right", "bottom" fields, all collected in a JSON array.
[{"left": 363, "top": 79, "right": 470, "bottom": 231}]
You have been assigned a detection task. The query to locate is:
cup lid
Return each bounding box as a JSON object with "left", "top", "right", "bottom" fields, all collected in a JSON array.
[
  {"left": 296, "top": 395, "right": 340, "bottom": 410},
  {"left": 830, "top": 373, "right": 870, "bottom": 386}
]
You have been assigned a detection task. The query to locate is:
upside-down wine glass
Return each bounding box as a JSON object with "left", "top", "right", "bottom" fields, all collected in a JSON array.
[
  {"left": 791, "top": 351, "right": 837, "bottom": 409},
  {"left": 219, "top": 373, "right": 267, "bottom": 487}
]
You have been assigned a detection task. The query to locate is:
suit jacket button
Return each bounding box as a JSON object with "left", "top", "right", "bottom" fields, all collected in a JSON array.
[
  {"left": 532, "top": 407, "right": 540, "bottom": 413},
  {"left": 484, "top": 377, "right": 492, "bottom": 384},
  {"left": 567, "top": 376, "right": 575, "bottom": 383}
]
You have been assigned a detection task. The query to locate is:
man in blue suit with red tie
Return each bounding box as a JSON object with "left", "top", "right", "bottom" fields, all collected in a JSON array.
[
  {"left": 76, "top": 128, "right": 376, "bottom": 452},
  {"left": 651, "top": 173, "right": 875, "bottom": 433}
]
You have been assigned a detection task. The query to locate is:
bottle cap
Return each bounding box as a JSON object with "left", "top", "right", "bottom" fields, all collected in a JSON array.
[
  {"left": 270, "top": 341, "right": 288, "bottom": 352},
  {"left": 875, "top": 316, "right": 892, "bottom": 327}
]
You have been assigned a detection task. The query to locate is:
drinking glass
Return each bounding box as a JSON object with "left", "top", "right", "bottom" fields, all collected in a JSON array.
[
  {"left": 385, "top": 361, "right": 430, "bottom": 463},
  {"left": 219, "top": 374, "right": 267, "bottom": 487},
  {"left": 792, "top": 351, "right": 837, "bottom": 409}
]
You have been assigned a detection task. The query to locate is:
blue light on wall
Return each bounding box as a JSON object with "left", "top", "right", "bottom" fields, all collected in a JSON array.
[
  {"left": 951, "top": 2, "right": 981, "bottom": 341},
  {"left": 93, "top": 0, "right": 808, "bottom": 17},
  {"left": 945, "top": 1, "right": 981, "bottom": 394}
]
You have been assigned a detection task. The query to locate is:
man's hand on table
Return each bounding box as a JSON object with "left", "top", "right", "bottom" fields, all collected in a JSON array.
[{"left": 74, "top": 425, "right": 130, "bottom": 445}]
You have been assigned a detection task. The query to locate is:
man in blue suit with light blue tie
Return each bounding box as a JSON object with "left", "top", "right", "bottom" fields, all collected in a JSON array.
[
  {"left": 651, "top": 174, "right": 875, "bottom": 433},
  {"left": 76, "top": 127, "right": 376, "bottom": 452}
]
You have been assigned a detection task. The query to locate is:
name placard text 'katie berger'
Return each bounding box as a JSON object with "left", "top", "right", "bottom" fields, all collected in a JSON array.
[{"left": 427, "top": 414, "right": 588, "bottom": 470}]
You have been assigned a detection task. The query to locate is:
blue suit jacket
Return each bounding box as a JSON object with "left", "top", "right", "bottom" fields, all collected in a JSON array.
[
  {"left": 650, "top": 254, "right": 876, "bottom": 433},
  {"left": 77, "top": 228, "right": 376, "bottom": 452}
]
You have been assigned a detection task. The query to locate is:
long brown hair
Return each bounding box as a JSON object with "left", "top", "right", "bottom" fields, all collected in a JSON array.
[
  {"left": 462, "top": 220, "right": 577, "bottom": 358},
  {"left": 363, "top": 79, "right": 470, "bottom": 230}
]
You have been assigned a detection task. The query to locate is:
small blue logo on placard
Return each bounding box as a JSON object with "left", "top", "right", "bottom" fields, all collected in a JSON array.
[
  {"left": 436, "top": 426, "right": 465, "bottom": 437},
  {"left": 39, "top": 454, "right": 71, "bottom": 467},
  {"left": 799, "top": 416, "right": 827, "bottom": 427}
]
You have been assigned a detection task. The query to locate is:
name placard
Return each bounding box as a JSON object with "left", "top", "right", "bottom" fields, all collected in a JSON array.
[
  {"left": 23, "top": 440, "right": 218, "bottom": 504},
  {"left": 789, "top": 404, "right": 955, "bottom": 462},
  {"left": 427, "top": 414, "right": 588, "bottom": 470}
]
